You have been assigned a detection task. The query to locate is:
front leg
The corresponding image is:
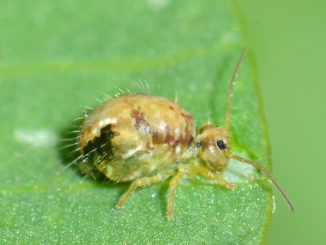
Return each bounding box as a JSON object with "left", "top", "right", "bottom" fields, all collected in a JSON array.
[
  {"left": 166, "top": 163, "right": 234, "bottom": 220},
  {"left": 167, "top": 170, "right": 185, "bottom": 220},
  {"left": 190, "top": 165, "right": 234, "bottom": 190},
  {"left": 116, "top": 172, "right": 172, "bottom": 209}
]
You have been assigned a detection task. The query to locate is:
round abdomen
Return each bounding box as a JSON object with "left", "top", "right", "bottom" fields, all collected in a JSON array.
[{"left": 78, "top": 94, "right": 196, "bottom": 181}]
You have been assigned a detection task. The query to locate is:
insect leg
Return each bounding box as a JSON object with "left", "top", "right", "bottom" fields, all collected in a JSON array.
[
  {"left": 116, "top": 173, "right": 172, "bottom": 209},
  {"left": 167, "top": 170, "right": 185, "bottom": 220},
  {"left": 190, "top": 165, "right": 234, "bottom": 190}
]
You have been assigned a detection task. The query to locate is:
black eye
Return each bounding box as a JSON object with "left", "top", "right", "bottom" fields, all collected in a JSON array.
[{"left": 217, "top": 140, "right": 227, "bottom": 150}]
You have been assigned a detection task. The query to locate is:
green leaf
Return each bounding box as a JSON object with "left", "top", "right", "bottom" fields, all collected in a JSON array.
[{"left": 0, "top": 0, "right": 272, "bottom": 243}]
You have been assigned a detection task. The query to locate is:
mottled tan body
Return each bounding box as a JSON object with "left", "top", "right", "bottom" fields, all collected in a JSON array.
[
  {"left": 76, "top": 48, "right": 293, "bottom": 219},
  {"left": 79, "top": 94, "right": 195, "bottom": 182},
  {"left": 78, "top": 93, "right": 234, "bottom": 219}
]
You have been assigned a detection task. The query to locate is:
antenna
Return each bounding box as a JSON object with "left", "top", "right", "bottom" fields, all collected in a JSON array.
[
  {"left": 229, "top": 152, "right": 294, "bottom": 212},
  {"left": 225, "top": 46, "right": 248, "bottom": 140},
  {"left": 223, "top": 47, "right": 294, "bottom": 212}
]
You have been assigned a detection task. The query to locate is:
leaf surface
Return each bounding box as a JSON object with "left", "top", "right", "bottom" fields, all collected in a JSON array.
[{"left": 0, "top": 0, "right": 272, "bottom": 244}]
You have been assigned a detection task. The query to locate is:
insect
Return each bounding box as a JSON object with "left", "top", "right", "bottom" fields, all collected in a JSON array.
[{"left": 76, "top": 47, "right": 294, "bottom": 220}]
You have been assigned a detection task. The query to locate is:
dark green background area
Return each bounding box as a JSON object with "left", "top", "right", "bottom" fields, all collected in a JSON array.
[{"left": 238, "top": 0, "right": 326, "bottom": 244}]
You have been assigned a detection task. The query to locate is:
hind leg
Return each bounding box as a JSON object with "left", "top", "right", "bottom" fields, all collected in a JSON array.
[{"left": 116, "top": 172, "right": 172, "bottom": 209}]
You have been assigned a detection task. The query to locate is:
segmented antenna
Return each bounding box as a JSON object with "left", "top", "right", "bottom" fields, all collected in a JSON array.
[
  {"left": 225, "top": 46, "right": 248, "bottom": 140},
  {"left": 224, "top": 47, "right": 294, "bottom": 212},
  {"left": 229, "top": 153, "right": 294, "bottom": 212}
]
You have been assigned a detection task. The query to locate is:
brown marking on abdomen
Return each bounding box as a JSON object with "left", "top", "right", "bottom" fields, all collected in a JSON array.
[
  {"left": 152, "top": 130, "right": 165, "bottom": 145},
  {"left": 181, "top": 112, "right": 192, "bottom": 120},
  {"left": 165, "top": 125, "right": 176, "bottom": 146},
  {"left": 131, "top": 109, "right": 151, "bottom": 134}
]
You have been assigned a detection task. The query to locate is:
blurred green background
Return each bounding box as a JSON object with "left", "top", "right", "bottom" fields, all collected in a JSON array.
[
  {"left": 238, "top": 0, "right": 326, "bottom": 244},
  {"left": 1, "top": 0, "right": 325, "bottom": 244}
]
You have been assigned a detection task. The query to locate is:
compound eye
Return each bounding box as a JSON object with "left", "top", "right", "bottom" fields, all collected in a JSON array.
[{"left": 217, "top": 140, "right": 227, "bottom": 150}]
